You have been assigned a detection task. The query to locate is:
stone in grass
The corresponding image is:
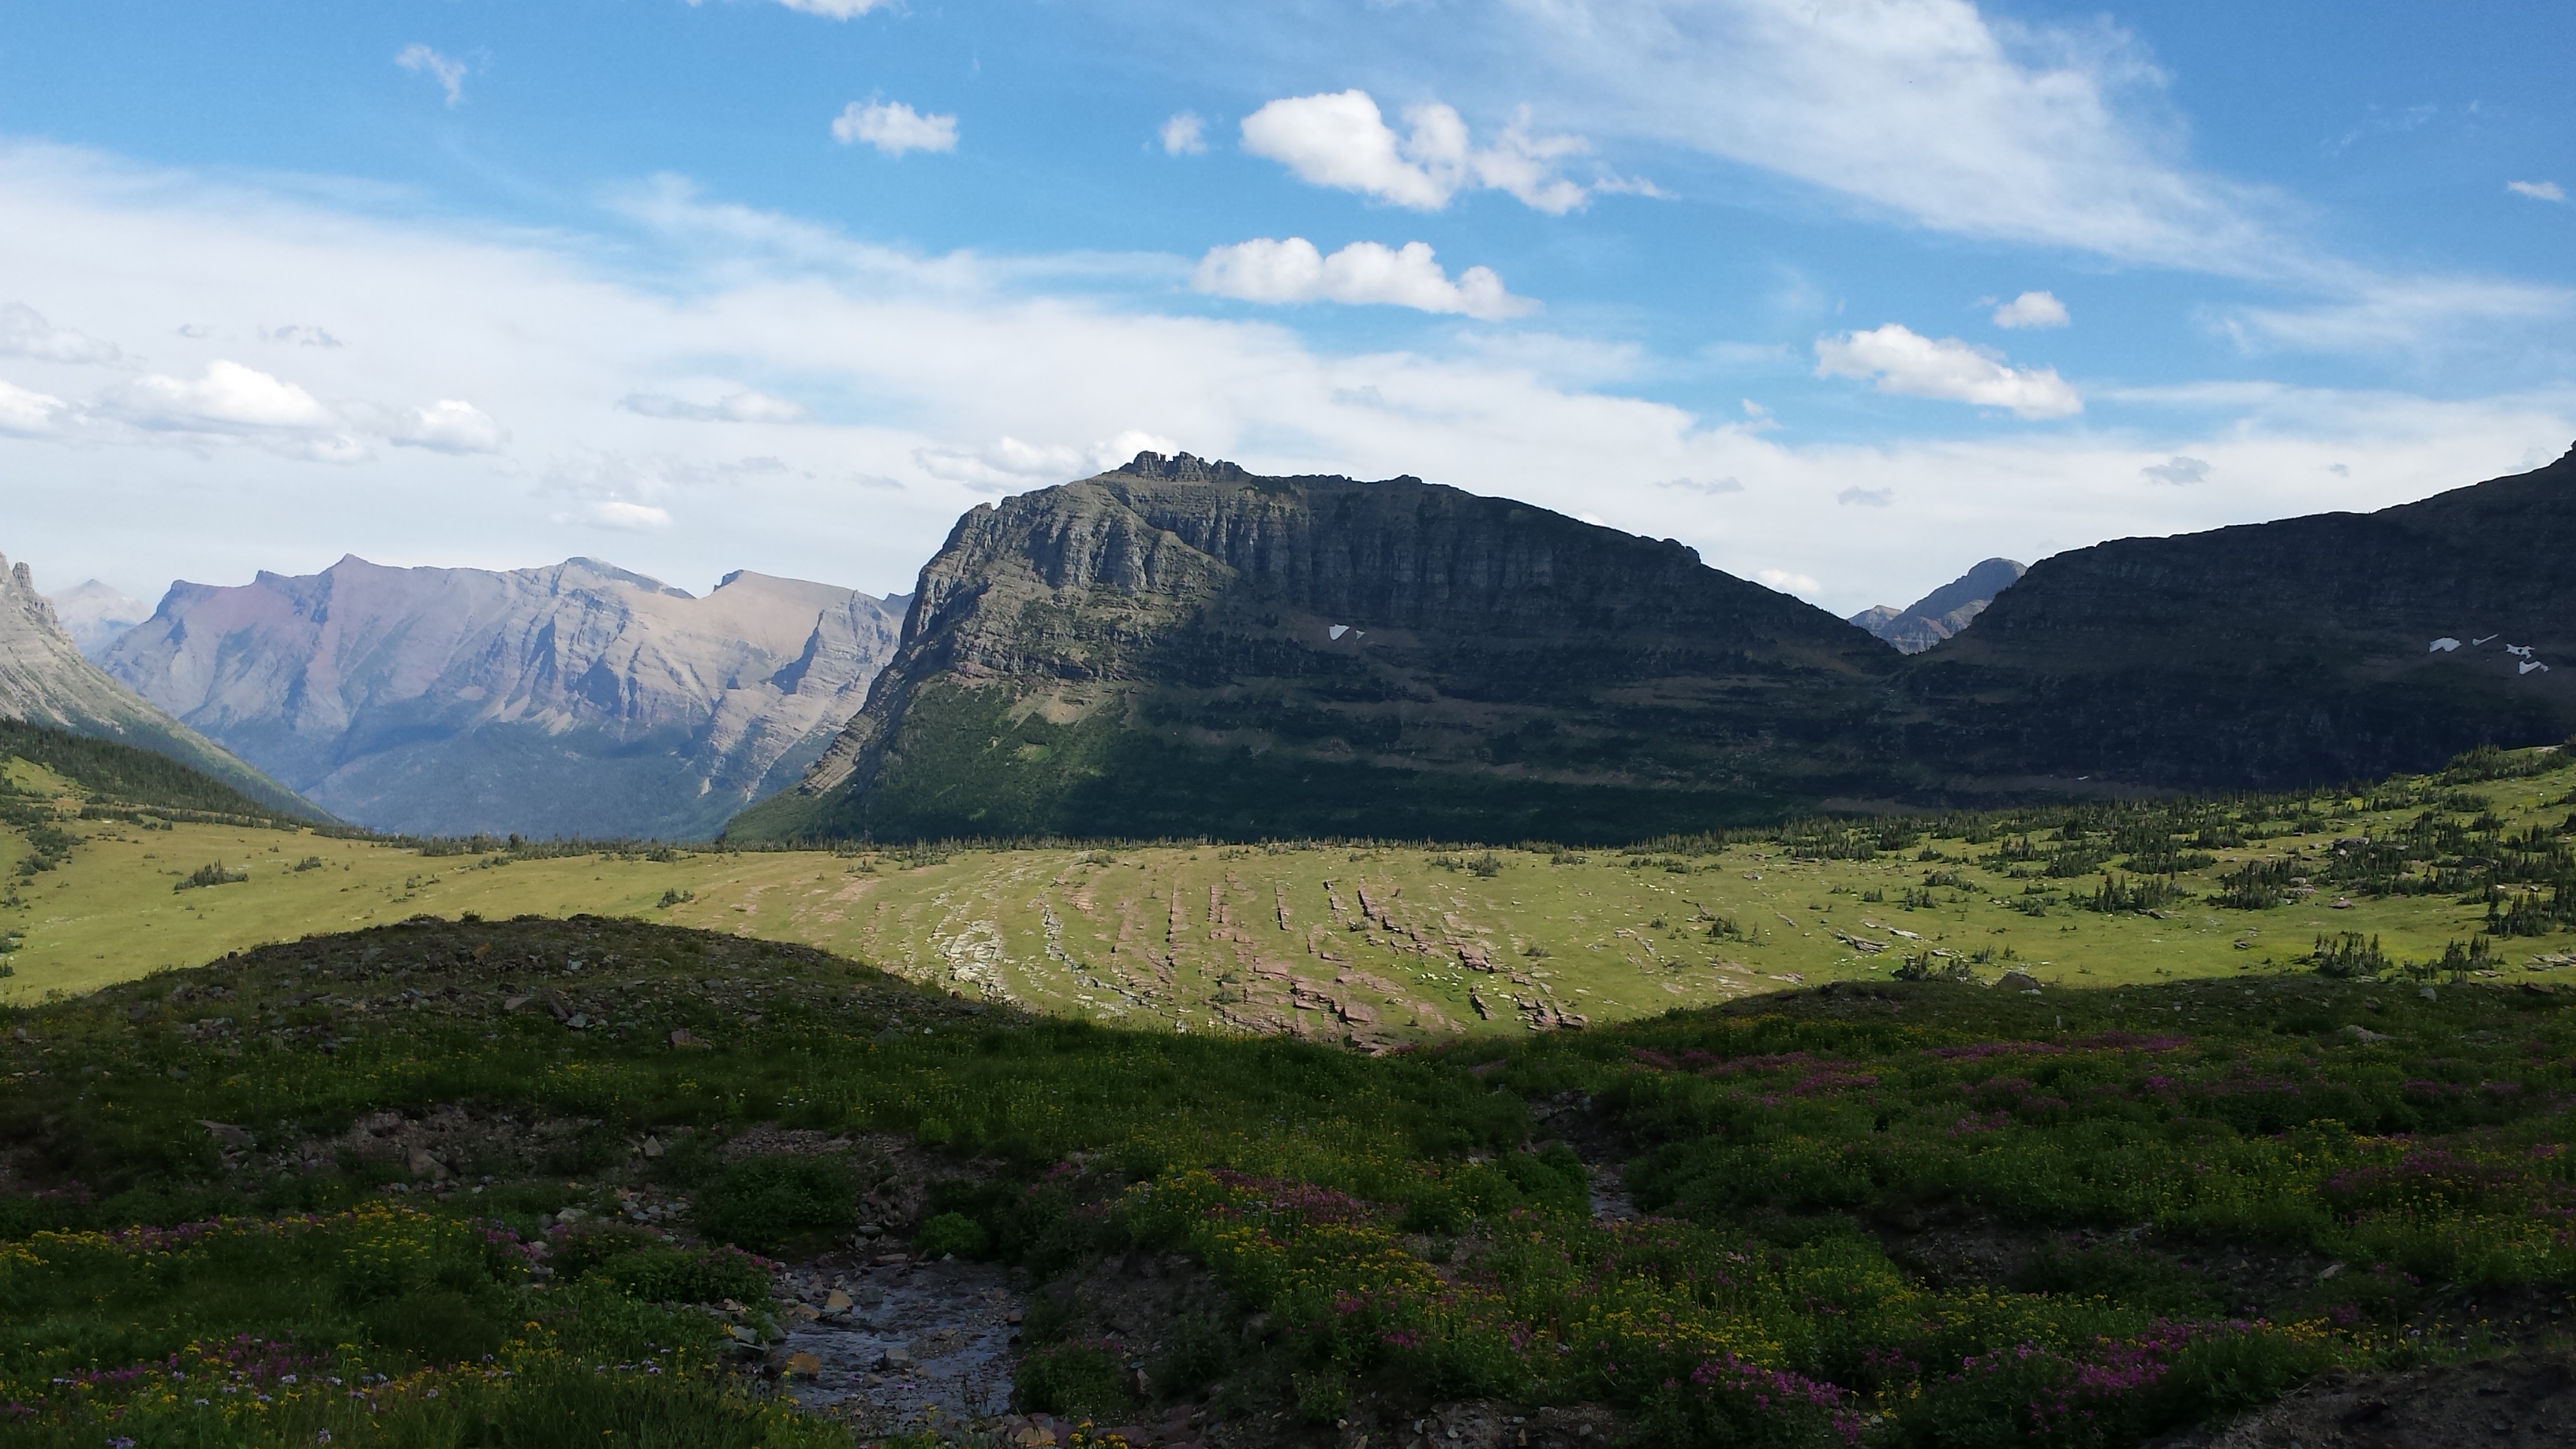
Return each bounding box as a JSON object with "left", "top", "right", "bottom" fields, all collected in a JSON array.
[
  {"left": 1994, "top": 970, "right": 2042, "bottom": 994},
  {"left": 785, "top": 1351, "right": 822, "bottom": 1379}
]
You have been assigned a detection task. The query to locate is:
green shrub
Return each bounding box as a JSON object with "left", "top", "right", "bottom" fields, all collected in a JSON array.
[
  {"left": 1150, "top": 1312, "right": 1235, "bottom": 1397},
  {"left": 1013, "top": 1340, "right": 1136, "bottom": 1418},
  {"left": 591, "top": 1246, "right": 772, "bottom": 1305},
  {"left": 691, "top": 1154, "right": 857, "bottom": 1252},
  {"left": 914, "top": 1211, "right": 990, "bottom": 1260}
]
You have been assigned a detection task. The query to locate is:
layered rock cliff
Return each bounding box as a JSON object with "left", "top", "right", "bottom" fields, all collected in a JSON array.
[
  {"left": 105, "top": 556, "right": 905, "bottom": 838},
  {"left": 731, "top": 452, "right": 1904, "bottom": 843},
  {"left": 0, "top": 552, "right": 318, "bottom": 818},
  {"left": 1889, "top": 446, "right": 2576, "bottom": 789}
]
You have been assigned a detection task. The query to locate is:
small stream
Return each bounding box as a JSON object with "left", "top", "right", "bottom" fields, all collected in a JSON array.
[{"left": 773, "top": 1256, "right": 1024, "bottom": 1434}]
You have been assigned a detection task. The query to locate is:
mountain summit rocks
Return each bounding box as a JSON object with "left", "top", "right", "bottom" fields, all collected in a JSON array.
[
  {"left": 1849, "top": 558, "right": 2024, "bottom": 653},
  {"left": 103, "top": 556, "right": 905, "bottom": 838},
  {"left": 729, "top": 451, "right": 1900, "bottom": 844},
  {"left": 0, "top": 552, "right": 315, "bottom": 817}
]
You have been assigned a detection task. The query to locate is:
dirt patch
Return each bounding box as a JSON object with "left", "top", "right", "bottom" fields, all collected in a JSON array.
[
  {"left": 769, "top": 1251, "right": 1026, "bottom": 1435},
  {"left": 2171, "top": 1350, "right": 2576, "bottom": 1447}
]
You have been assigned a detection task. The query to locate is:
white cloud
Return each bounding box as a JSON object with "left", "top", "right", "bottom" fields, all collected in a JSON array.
[
  {"left": 1657, "top": 475, "right": 1743, "bottom": 495},
  {"left": 389, "top": 399, "right": 507, "bottom": 455},
  {"left": 1191, "top": 238, "right": 1535, "bottom": 320},
  {"left": 769, "top": 0, "right": 896, "bottom": 13},
  {"left": 1758, "top": 568, "right": 1820, "bottom": 594},
  {"left": 1239, "top": 91, "right": 1593, "bottom": 214},
  {"left": 0, "top": 302, "right": 119, "bottom": 364},
  {"left": 2140, "top": 455, "right": 2209, "bottom": 485},
  {"left": 915, "top": 431, "right": 1181, "bottom": 492},
  {"left": 589, "top": 500, "right": 673, "bottom": 529},
  {"left": 1837, "top": 485, "right": 1893, "bottom": 507},
  {"left": 114, "top": 359, "right": 329, "bottom": 430},
  {"left": 266, "top": 324, "right": 342, "bottom": 348},
  {"left": 2507, "top": 180, "right": 2566, "bottom": 203},
  {"left": 395, "top": 43, "right": 465, "bottom": 107},
  {"left": 621, "top": 390, "right": 809, "bottom": 424},
  {"left": 1814, "top": 324, "right": 2081, "bottom": 419},
  {"left": 1159, "top": 113, "right": 1207, "bottom": 156},
  {"left": 1991, "top": 290, "right": 2070, "bottom": 329},
  {"left": 2219, "top": 275, "right": 2576, "bottom": 355},
  {"left": 0, "top": 380, "right": 68, "bottom": 436},
  {"left": 832, "top": 100, "right": 957, "bottom": 157}
]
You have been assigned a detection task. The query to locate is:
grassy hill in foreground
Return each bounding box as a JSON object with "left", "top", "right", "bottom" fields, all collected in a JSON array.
[{"left": 0, "top": 915, "right": 2569, "bottom": 1447}]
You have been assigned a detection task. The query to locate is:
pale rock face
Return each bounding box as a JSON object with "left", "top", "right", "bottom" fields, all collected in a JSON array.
[
  {"left": 1848, "top": 557, "right": 2027, "bottom": 654},
  {"left": 0, "top": 551, "right": 314, "bottom": 815},
  {"left": 103, "top": 556, "right": 905, "bottom": 839},
  {"left": 47, "top": 580, "right": 152, "bottom": 659}
]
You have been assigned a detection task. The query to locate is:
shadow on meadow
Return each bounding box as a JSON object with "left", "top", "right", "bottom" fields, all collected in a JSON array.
[{"left": 1, "top": 916, "right": 2573, "bottom": 1447}]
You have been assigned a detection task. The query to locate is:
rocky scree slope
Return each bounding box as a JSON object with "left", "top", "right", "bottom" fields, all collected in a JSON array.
[
  {"left": 731, "top": 451, "right": 1902, "bottom": 844},
  {"left": 1850, "top": 557, "right": 2024, "bottom": 654},
  {"left": 105, "top": 556, "right": 904, "bottom": 839},
  {"left": 0, "top": 552, "right": 317, "bottom": 819},
  {"left": 1888, "top": 444, "right": 2576, "bottom": 792}
]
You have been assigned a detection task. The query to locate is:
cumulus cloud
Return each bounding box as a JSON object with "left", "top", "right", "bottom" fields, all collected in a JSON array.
[
  {"left": 1239, "top": 91, "right": 1594, "bottom": 213},
  {"left": 587, "top": 500, "right": 673, "bottom": 529},
  {"left": 1837, "top": 485, "right": 1893, "bottom": 507},
  {"left": 388, "top": 399, "right": 507, "bottom": 455},
  {"left": 1758, "top": 568, "right": 1820, "bottom": 594},
  {"left": 620, "top": 390, "right": 808, "bottom": 424},
  {"left": 395, "top": 43, "right": 465, "bottom": 107},
  {"left": 0, "top": 380, "right": 68, "bottom": 436},
  {"left": 832, "top": 100, "right": 957, "bottom": 157},
  {"left": 915, "top": 430, "right": 1180, "bottom": 492},
  {"left": 1814, "top": 324, "right": 2081, "bottom": 419},
  {"left": 1991, "top": 291, "right": 2070, "bottom": 329},
  {"left": 0, "top": 302, "right": 120, "bottom": 364},
  {"left": 1159, "top": 113, "right": 1207, "bottom": 155},
  {"left": 2507, "top": 180, "right": 2566, "bottom": 203},
  {"left": 266, "top": 324, "right": 342, "bottom": 348},
  {"left": 1191, "top": 238, "right": 1535, "bottom": 320},
  {"left": 114, "top": 359, "right": 329, "bottom": 430},
  {"left": 2140, "top": 455, "right": 2210, "bottom": 485}
]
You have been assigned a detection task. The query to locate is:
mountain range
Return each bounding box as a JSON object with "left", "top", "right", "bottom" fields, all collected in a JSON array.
[
  {"left": 1849, "top": 558, "right": 2024, "bottom": 653},
  {"left": 47, "top": 580, "right": 151, "bottom": 659},
  {"left": 0, "top": 552, "right": 316, "bottom": 818},
  {"left": 102, "top": 556, "right": 905, "bottom": 839},
  {"left": 738, "top": 445, "right": 2576, "bottom": 842}
]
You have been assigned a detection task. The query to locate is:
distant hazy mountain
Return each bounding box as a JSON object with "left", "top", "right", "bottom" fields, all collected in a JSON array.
[
  {"left": 1849, "top": 558, "right": 2026, "bottom": 653},
  {"left": 47, "top": 580, "right": 151, "bottom": 659},
  {"left": 731, "top": 451, "right": 1900, "bottom": 844},
  {"left": 103, "top": 556, "right": 906, "bottom": 839},
  {"left": 0, "top": 552, "right": 320, "bottom": 818}
]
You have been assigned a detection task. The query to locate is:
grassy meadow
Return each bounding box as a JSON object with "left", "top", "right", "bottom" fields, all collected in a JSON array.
[{"left": 9, "top": 744, "right": 2573, "bottom": 1030}]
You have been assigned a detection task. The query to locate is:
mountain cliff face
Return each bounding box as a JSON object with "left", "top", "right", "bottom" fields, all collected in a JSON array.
[
  {"left": 1891, "top": 447, "right": 2576, "bottom": 790},
  {"left": 104, "top": 556, "right": 905, "bottom": 838},
  {"left": 1851, "top": 558, "right": 2025, "bottom": 654},
  {"left": 731, "top": 452, "right": 1902, "bottom": 844},
  {"left": 0, "top": 552, "right": 318, "bottom": 818}
]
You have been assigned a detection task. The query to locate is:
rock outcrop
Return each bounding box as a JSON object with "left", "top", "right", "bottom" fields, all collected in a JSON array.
[
  {"left": 103, "top": 556, "right": 905, "bottom": 838},
  {"left": 0, "top": 552, "right": 317, "bottom": 817},
  {"left": 730, "top": 452, "right": 1902, "bottom": 844},
  {"left": 1850, "top": 558, "right": 2025, "bottom": 653}
]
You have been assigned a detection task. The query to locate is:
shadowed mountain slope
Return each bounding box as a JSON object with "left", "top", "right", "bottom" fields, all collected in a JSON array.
[
  {"left": 1889, "top": 445, "right": 2576, "bottom": 792},
  {"left": 730, "top": 452, "right": 1903, "bottom": 844},
  {"left": 0, "top": 552, "right": 320, "bottom": 819},
  {"left": 104, "top": 556, "right": 905, "bottom": 839}
]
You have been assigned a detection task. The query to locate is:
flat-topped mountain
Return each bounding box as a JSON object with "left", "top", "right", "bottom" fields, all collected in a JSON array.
[
  {"left": 1893, "top": 445, "right": 2576, "bottom": 790},
  {"left": 1851, "top": 557, "right": 2024, "bottom": 654},
  {"left": 104, "top": 556, "right": 906, "bottom": 838},
  {"left": 0, "top": 552, "right": 317, "bottom": 818},
  {"left": 730, "top": 451, "right": 1901, "bottom": 843}
]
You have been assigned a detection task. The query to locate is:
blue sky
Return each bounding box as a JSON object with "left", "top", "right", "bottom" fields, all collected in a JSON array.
[{"left": 0, "top": 0, "right": 2568, "bottom": 614}]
